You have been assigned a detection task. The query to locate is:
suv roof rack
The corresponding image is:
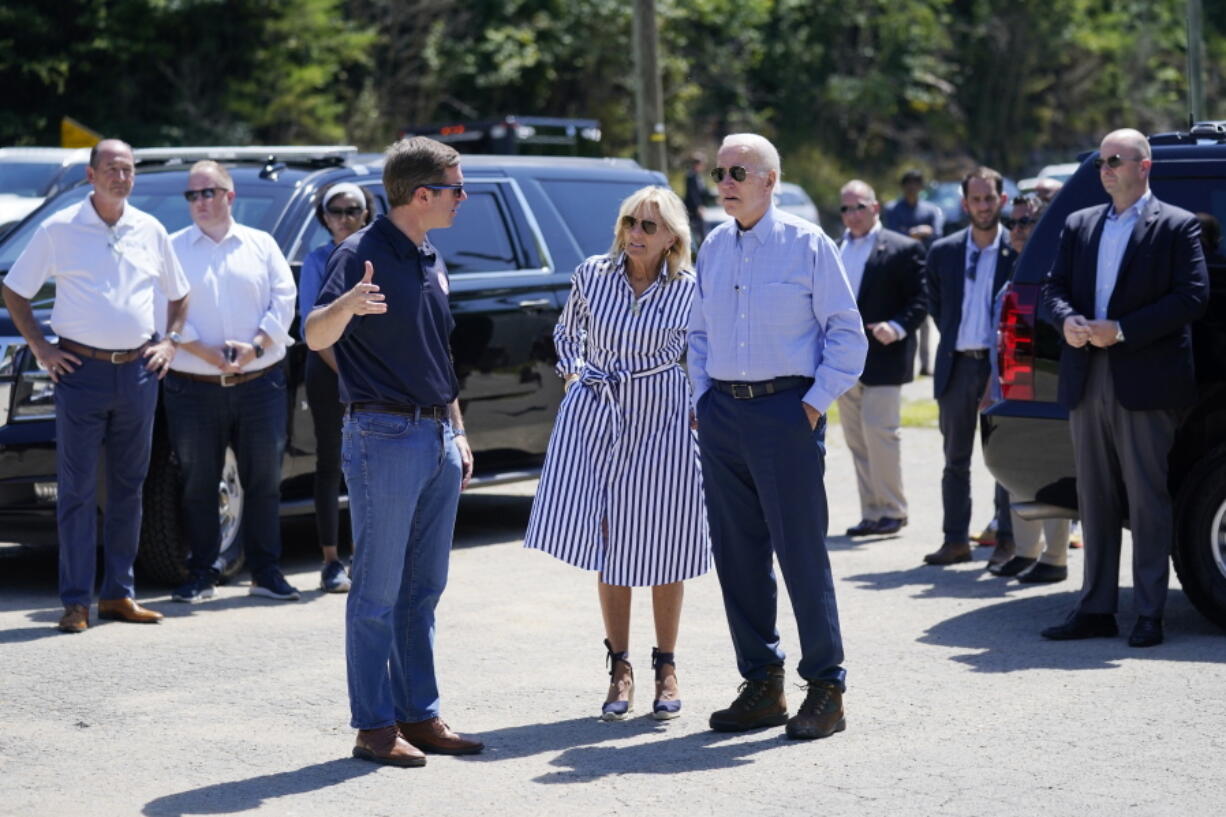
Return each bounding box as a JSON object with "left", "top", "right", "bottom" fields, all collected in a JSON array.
[
  {"left": 1149, "top": 121, "right": 1226, "bottom": 146},
  {"left": 133, "top": 146, "right": 357, "bottom": 168}
]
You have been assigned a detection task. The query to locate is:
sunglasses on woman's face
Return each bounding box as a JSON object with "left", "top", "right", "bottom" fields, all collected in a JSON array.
[
  {"left": 621, "top": 215, "right": 659, "bottom": 235},
  {"left": 710, "top": 165, "right": 756, "bottom": 183},
  {"left": 326, "top": 205, "right": 365, "bottom": 218}
]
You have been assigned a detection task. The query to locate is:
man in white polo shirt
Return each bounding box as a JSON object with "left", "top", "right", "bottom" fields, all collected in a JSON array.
[
  {"left": 2, "top": 138, "right": 191, "bottom": 633},
  {"left": 163, "top": 160, "right": 299, "bottom": 604}
]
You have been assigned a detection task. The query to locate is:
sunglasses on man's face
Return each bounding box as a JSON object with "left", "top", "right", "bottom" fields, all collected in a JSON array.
[
  {"left": 418, "top": 183, "right": 465, "bottom": 199},
  {"left": 183, "top": 187, "right": 225, "bottom": 202},
  {"left": 326, "top": 205, "right": 365, "bottom": 218},
  {"left": 1002, "top": 216, "right": 1038, "bottom": 230},
  {"left": 621, "top": 215, "right": 659, "bottom": 235},
  {"left": 1094, "top": 154, "right": 1142, "bottom": 170},
  {"left": 840, "top": 202, "right": 871, "bottom": 214},
  {"left": 710, "top": 165, "right": 756, "bottom": 183}
]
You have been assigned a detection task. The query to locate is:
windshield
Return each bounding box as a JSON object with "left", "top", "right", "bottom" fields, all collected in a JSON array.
[{"left": 0, "top": 163, "right": 62, "bottom": 197}]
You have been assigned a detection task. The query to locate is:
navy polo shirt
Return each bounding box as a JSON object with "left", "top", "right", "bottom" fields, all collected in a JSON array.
[{"left": 316, "top": 215, "right": 459, "bottom": 406}]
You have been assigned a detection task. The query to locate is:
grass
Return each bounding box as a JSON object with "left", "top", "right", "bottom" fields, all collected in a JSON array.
[{"left": 825, "top": 397, "right": 939, "bottom": 429}]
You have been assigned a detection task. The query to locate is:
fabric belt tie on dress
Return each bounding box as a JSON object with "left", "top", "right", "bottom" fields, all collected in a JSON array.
[
  {"left": 348, "top": 401, "right": 449, "bottom": 421},
  {"left": 169, "top": 366, "right": 276, "bottom": 388},
  {"left": 711, "top": 375, "right": 813, "bottom": 400},
  {"left": 579, "top": 361, "right": 681, "bottom": 470},
  {"left": 58, "top": 337, "right": 150, "bottom": 365}
]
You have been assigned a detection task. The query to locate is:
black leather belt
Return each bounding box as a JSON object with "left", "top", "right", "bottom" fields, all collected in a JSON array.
[
  {"left": 349, "top": 401, "right": 449, "bottom": 420},
  {"left": 956, "top": 349, "right": 990, "bottom": 359},
  {"left": 711, "top": 376, "right": 813, "bottom": 400}
]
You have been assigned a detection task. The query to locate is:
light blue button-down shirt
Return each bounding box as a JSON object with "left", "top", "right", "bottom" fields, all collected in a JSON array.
[
  {"left": 688, "top": 206, "right": 867, "bottom": 412},
  {"left": 955, "top": 225, "right": 1004, "bottom": 351},
  {"left": 1095, "top": 189, "right": 1151, "bottom": 319}
]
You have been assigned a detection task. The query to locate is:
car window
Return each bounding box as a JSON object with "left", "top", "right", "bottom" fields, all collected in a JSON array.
[
  {"left": 0, "top": 163, "right": 63, "bottom": 197},
  {"left": 538, "top": 180, "right": 655, "bottom": 256},
  {"left": 429, "top": 190, "right": 519, "bottom": 273},
  {"left": 1149, "top": 177, "right": 1226, "bottom": 264}
]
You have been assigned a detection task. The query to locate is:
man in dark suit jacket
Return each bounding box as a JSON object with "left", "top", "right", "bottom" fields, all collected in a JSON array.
[
  {"left": 1041, "top": 128, "right": 1208, "bottom": 647},
  {"left": 835, "top": 180, "right": 927, "bottom": 537},
  {"left": 923, "top": 167, "right": 1016, "bottom": 566}
]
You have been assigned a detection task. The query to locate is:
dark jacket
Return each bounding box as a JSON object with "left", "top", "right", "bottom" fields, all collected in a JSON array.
[
  {"left": 1042, "top": 196, "right": 1209, "bottom": 411},
  {"left": 840, "top": 227, "right": 928, "bottom": 386},
  {"left": 926, "top": 226, "right": 1016, "bottom": 398}
]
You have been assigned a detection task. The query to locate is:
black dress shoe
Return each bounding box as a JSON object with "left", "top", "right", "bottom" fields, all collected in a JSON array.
[
  {"left": 989, "top": 555, "right": 1035, "bottom": 577},
  {"left": 1128, "top": 616, "right": 1164, "bottom": 647},
  {"left": 1041, "top": 612, "right": 1118, "bottom": 640},
  {"left": 845, "top": 519, "right": 878, "bottom": 537},
  {"left": 1017, "top": 562, "right": 1067, "bottom": 583},
  {"left": 874, "top": 516, "right": 907, "bottom": 535}
]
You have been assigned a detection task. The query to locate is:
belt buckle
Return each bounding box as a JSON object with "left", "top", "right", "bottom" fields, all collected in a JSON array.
[
  {"left": 731, "top": 383, "right": 753, "bottom": 400},
  {"left": 219, "top": 373, "right": 236, "bottom": 388},
  {"left": 110, "top": 350, "right": 125, "bottom": 364}
]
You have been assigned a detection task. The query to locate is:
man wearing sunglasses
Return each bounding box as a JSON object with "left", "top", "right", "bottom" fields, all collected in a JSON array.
[
  {"left": 835, "top": 180, "right": 927, "bottom": 540},
  {"left": 689, "top": 133, "right": 866, "bottom": 741},
  {"left": 1041, "top": 128, "right": 1208, "bottom": 647},
  {"left": 307, "top": 136, "right": 482, "bottom": 766},
  {"left": 161, "top": 160, "right": 298, "bottom": 605}
]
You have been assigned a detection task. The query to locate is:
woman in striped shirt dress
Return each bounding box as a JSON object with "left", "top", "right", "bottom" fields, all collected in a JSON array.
[{"left": 524, "top": 186, "right": 711, "bottom": 721}]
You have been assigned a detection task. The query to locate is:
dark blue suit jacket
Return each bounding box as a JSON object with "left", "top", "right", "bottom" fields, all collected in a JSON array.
[
  {"left": 1042, "top": 196, "right": 1208, "bottom": 411},
  {"left": 840, "top": 228, "right": 927, "bottom": 386},
  {"left": 925, "top": 227, "right": 1016, "bottom": 398}
]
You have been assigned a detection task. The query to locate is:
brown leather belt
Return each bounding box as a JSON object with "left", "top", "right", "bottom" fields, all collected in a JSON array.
[
  {"left": 350, "top": 401, "right": 449, "bottom": 421},
  {"left": 58, "top": 337, "right": 150, "bottom": 364},
  {"left": 169, "top": 366, "right": 274, "bottom": 388}
]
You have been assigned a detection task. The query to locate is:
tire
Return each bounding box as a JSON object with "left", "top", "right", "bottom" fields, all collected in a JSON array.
[
  {"left": 137, "top": 433, "right": 246, "bottom": 586},
  {"left": 1173, "top": 447, "right": 1226, "bottom": 632}
]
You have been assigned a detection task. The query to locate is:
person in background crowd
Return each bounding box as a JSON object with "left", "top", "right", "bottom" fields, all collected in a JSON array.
[
  {"left": 298, "top": 182, "right": 377, "bottom": 593},
  {"left": 1041, "top": 128, "right": 1208, "bottom": 647},
  {"left": 690, "top": 133, "right": 866, "bottom": 741},
  {"left": 835, "top": 180, "right": 927, "bottom": 539},
  {"left": 987, "top": 193, "right": 1072, "bottom": 583},
  {"left": 307, "top": 136, "right": 484, "bottom": 766},
  {"left": 922, "top": 167, "right": 1016, "bottom": 568},
  {"left": 2, "top": 138, "right": 189, "bottom": 633},
  {"left": 1033, "top": 177, "right": 1064, "bottom": 203},
  {"left": 165, "top": 160, "right": 299, "bottom": 604},
  {"left": 523, "top": 186, "right": 709, "bottom": 722},
  {"left": 684, "top": 151, "right": 712, "bottom": 248},
  {"left": 885, "top": 169, "right": 944, "bottom": 376}
]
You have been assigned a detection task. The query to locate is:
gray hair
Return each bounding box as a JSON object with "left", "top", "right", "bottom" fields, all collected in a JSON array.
[
  {"left": 720, "top": 133, "right": 781, "bottom": 175},
  {"left": 840, "top": 179, "right": 877, "bottom": 202}
]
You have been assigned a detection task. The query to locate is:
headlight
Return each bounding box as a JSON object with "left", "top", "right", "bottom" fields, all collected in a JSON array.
[{"left": 10, "top": 345, "right": 55, "bottom": 421}]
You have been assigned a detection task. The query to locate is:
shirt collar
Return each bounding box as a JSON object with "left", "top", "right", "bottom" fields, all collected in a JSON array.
[
  {"left": 737, "top": 204, "right": 777, "bottom": 245},
  {"left": 77, "top": 194, "right": 135, "bottom": 231},
  {"left": 372, "top": 214, "right": 430, "bottom": 262},
  {"left": 842, "top": 221, "right": 882, "bottom": 245},
  {"left": 1107, "top": 188, "right": 1152, "bottom": 222},
  {"left": 187, "top": 220, "right": 241, "bottom": 246},
  {"left": 966, "top": 223, "right": 1004, "bottom": 255}
]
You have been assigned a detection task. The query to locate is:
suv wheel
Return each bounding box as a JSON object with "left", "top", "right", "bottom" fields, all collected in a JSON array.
[
  {"left": 136, "top": 432, "right": 245, "bottom": 585},
  {"left": 1173, "top": 447, "right": 1226, "bottom": 631}
]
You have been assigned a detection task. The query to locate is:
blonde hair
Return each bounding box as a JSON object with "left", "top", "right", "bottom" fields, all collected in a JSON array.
[
  {"left": 189, "top": 160, "right": 234, "bottom": 191},
  {"left": 608, "top": 186, "right": 692, "bottom": 281}
]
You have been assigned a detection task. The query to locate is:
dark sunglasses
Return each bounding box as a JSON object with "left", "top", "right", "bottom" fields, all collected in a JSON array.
[
  {"left": 840, "top": 203, "right": 871, "bottom": 214},
  {"left": 710, "top": 165, "right": 755, "bottom": 183},
  {"left": 417, "top": 183, "right": 465, "bottom": 199},
  {"left": 1094, "top": 154, "right": 1142, "bottom": 170},
  {"left": 183, "top": 187, "right": 225, "bottom": 202},
  {"left": 1002, "top": 216, "right": 1038, "bottom": 229},
  {"left": 326, "top": 205, "right": 365, "bottom": 218},
  {"left": 621, "top": 215, "right": 659, "bottom": 235}
]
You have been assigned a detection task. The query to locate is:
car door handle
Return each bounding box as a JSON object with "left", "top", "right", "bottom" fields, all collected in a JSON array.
[{"left": 517, "top": 299, "right": 552, "bottom": 310}]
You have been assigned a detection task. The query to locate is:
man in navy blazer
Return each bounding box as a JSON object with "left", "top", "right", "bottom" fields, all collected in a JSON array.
[
  {"left": 835, "top": 180, "right": 927, "bottom": 537},
  {"left": 923, "top": 167, "right": 1016, "bottom": 566},
  {"left": 1041, "top": 128, "right": 1208, "bottom": 647}
]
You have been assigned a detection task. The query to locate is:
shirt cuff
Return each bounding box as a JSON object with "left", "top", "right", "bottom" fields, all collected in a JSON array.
[
  {"left": 258, "top": 315, "right": 294, "bottom": 348},
  {"left": 888, "top": 321, "right": 906, "bottom": 339}
]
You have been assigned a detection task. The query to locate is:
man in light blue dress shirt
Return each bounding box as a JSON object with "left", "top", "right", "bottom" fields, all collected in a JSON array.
[{"left": 689, "top": 133, "right": 866, "bottom": 741}]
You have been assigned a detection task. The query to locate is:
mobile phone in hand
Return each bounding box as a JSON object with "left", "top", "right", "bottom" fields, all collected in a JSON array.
[{"left": 225, "top": 345, "right": 238, "bottom": 364}]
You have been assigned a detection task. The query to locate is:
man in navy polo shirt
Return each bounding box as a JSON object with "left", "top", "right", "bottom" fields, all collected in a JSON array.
[{"left": 306, "top": 137, "right": 483, "bottom": 767}]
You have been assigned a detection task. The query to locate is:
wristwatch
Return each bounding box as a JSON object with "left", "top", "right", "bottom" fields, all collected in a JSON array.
[
  {"left": 253, "top": 340, "right": 265, "bottom": 359},
  {"left": 1114, "top": 322, "right": 1125, "bottom": 344},
  {"left": 167, "top": 331, "right": 184, "bottom": 346}
]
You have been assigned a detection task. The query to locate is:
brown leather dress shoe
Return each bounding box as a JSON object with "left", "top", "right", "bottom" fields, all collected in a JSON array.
[
  {"left": 923, "top": 542, "right": 972, "bottom": 565},
  {"left": 785, "top": 680, "right": 846, "bottom": 740},
  {"left": 709, "top": 664, "right": 788, "bottom": 732},
  {"left": 397, "top": 717, "right": 484, "bottom": 755},
  {"left": 58, "top": 604, "right": 89, "bottom": 633},
  {"left": 97, "top": 597, "right": 164, "bottom": 624},
  {"left": 353, "top": 725, "right": 426, "bottom": 767}
]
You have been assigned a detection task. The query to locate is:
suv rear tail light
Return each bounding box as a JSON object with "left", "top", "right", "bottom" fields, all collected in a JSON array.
[{"left": 997, "top": 282, "right": 1039, "bottom": 401}]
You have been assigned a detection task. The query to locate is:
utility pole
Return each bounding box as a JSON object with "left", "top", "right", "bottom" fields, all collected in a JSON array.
[
  {"left": 632, "top": 0, "right": 667, "bottom": 173},
  {"left": 1187, "top": 0, "right": 1205, "bottom": 121}
]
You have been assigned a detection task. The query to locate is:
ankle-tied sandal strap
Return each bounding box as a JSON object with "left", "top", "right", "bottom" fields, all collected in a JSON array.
[
  {"left": 604, "top": 638, "right": 632, "bottom": 678},
  {"left": 651, "top": 647, "right": 676, "bottom": 677}
]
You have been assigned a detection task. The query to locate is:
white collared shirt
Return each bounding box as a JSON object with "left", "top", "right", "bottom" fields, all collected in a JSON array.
[
  {"left": 956, "top": 225, "right": 1005, "bottom": 351},
  {"left": 1095, "top": 189, "right": 1151, "bottom": 319},
  {"left": 5, "top": 196, "right": 190, "bottom": 349},
  {"left": 164, "top": 221, "right": 296, "bottom": 375},
  {"left": 839, "top": 222, "right": 880, "bottom": 297}
]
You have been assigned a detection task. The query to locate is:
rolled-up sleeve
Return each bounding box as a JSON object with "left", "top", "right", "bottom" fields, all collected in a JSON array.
[
  {"left": 258, "top": 234, "right": 297, "bottom": 347},
  {"left": 554, "top": 261, "right": 589, "bottom": 377},
  {"left": 687, "top": 244, "right": 712, "bottom": 403}
]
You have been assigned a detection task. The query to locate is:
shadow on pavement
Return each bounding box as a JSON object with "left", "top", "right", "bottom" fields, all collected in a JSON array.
[
  {"left": 453, "top": 492, "right": 534, "bottom": 549},
  {"left": 142, "top": 757, "right": 377, "bottom": 817},
  {"left": 842, "top": 547, "right": 1074, "bottom": 600}
]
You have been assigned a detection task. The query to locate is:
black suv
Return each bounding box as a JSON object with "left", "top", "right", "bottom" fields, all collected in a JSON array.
[
  {"left": 0, "top": 146, "right": 666, "bottom": 583},
  {"left": 984, "top": 121, "right": 1226, "bottom": 629}
]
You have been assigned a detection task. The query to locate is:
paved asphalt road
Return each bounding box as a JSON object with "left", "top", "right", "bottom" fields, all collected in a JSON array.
[{"left": 3, "top": 399, "right": 1225, "bottom": 817}]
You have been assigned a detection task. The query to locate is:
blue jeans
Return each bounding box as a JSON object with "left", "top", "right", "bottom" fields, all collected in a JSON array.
[
  {"left": 54, "top": 355, "right": 158, "bottom": 606},
  {"left": 342, "top": 410, "right": 462, "bottom": 729},
  {"left": 162, "top": 366, "right": 287, "bottom": 580}
]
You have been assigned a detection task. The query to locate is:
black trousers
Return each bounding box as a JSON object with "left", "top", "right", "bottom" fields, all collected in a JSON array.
[
  {"left": 306, "top": 351, "right": 346, "bottom": 551},
  {"left": 937, "top": 354, "right": 990, "bottom": 545}
]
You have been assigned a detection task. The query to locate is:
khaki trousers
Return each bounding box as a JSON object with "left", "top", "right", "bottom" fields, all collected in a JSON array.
[{"left": 837, "top": 382, "right": 906, "bottom": 520}]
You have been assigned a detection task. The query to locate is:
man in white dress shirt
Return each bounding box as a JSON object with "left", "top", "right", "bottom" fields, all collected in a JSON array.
[
  {"left": 163, "top": 160, "right": 299, "bottom": 603},
  {"left": 2, "top": 138, "right": 190, "bottom": 633}
]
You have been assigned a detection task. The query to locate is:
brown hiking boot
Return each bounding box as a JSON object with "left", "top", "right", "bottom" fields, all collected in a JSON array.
[
  {"left": 353, "top": 725, "right": 426, "bottom": 767},
  {"left": 709, "top": 665, "right": 788, "bottom": 732},
  {"left": 785, "top": 680, "right": 846, "bottom": 740}
]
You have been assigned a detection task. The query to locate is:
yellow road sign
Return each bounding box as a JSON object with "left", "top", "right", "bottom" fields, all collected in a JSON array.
[{"left": 61, "top": 117, "right": 101, "bottom": 148}]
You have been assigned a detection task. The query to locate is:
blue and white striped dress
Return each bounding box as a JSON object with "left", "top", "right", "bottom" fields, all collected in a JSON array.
[{"left": 524, "top": 253, "right": 711, "bottom": 587}]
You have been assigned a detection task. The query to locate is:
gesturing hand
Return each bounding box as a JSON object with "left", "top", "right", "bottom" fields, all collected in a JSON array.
[{"left": 342, "top": 261, "right": 387, "bottom": 316}]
